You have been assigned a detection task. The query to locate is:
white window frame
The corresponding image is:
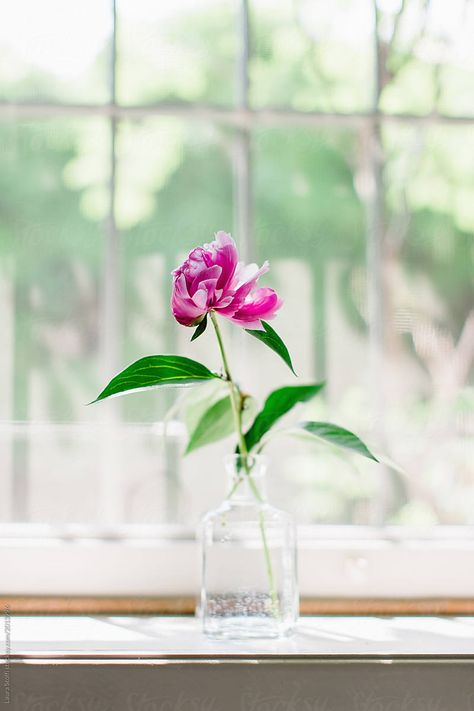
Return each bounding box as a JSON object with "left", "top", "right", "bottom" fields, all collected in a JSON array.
[
  {"left": 1, "top": 0, "right": 474, "bottom": 599},
  {"left": 1, "top": 524, "right": 474, "bottom": 597}
]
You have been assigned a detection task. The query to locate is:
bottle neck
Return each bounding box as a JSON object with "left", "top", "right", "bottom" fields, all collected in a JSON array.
[{"left": 224, "top": 455, "right": 267, "bottom": 504}]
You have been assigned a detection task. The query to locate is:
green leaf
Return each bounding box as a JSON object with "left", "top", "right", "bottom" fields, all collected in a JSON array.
[
  {"left": 245, "top": 321, "right": 296, "bottom": 375},
  {"left": 182, "top": 380, "right": 228, "bottom": 434},
  {"left": 191, "top": 314, "right": 208, "bottom": 342},
  {"left": 90, "top": 355, "right": 219, "bottom": 403},
  {"left": 299, "top": 421, "right": 379, "bottom": 462},
  {"left": 186, "top": 392, "right": 257, "bottom": 455},
  {"left": 185, "top": 396, "right": 234, "bottom": 454},
  {"left": 244, "top": 383, "right": 325, "bottom": 452}
]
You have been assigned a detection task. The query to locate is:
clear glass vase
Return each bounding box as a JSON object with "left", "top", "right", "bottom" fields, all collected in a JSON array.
[{"left": 199, "top": 454, "right": 298, "bottom": 639}]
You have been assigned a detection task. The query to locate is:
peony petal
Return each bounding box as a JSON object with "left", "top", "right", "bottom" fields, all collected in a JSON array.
[
  {"left": 232, "top": 260, "right": 269, "bottom": 290},
  {"left": 186, "top": 247, "right": 209, "bottom": 277},
  {"left": 217, "top": 261, "right": 270, "bottom": 316},
  {"left": 227, "top": 287, "right": 283, "bottom": 327},
  {"left": 206, "top": 231, "right": 239, "bottom": 291},
  {"left": 216, "top": 295, "right": 234, "bottom": 308},
  {"left": 171, "top": 295, "right": 206, "bottom": 326},
  {"left": 171, "top": 273, "right": 207, "bottom": 326},
  {"left": 192, "top": 288, "right": 209, "bottom": 310},
  {"left": 173, "top": 272, "right": 191, "bottom": 299},
  {"left": 171, "top": 231, "right": 278, "bottom": 329},
  {"left": 190, "top": 264, "right": 221, "bottom": 296},
  {"left": 195, "top": 277, "right": 220, "bottom": 307},
  {"left": 233, "top": 318, "right": 265, "bottom": 330}
]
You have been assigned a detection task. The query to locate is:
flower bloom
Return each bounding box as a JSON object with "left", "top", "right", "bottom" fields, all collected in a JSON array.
[{"left": 171, "top": 231, "right": 282, "bottom": 330}]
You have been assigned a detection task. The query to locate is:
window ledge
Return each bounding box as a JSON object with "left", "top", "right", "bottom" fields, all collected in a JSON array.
[
  {"left": 4, "top": 616, "right": 474, "bottom": 709},
  {"left": 5, "top": 615, "right": 474, "bottom": 660}
]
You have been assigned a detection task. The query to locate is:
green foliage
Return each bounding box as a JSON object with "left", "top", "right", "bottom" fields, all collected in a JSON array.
[
  {"left": 182, "top": 380, "right": 228, "bottom": 434},
  {"left": 185, "top": 396, "right": 234, "bottom": 454},
  {"left": 185, "top": 391, "right": 257, "bottom": 454},
  {"left": 244, "top": 384, "right": 325, "bottom": 453},
  {"left": 91, "top": 355, "right": 219, "bottom": 403},
  {"left": 298, "top": 421, "right": 378, "bottom": 462},
  {"left": 246, "top": 320, "right": 297, "bottom": 375},
  {"left": 191, "top": 314, "right": 208, "bottom": 341}
]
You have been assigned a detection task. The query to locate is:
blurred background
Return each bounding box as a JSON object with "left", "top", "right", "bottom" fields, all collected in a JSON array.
[{"left": 0, "top": 0, "right": 473, "bottom": 531}]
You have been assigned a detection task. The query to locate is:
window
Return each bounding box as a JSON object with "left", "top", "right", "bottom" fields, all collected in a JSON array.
[{"left": 1, "top": 0, "right": 473, "bottom": 598}]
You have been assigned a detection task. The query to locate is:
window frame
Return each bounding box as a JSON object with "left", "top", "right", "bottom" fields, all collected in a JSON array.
[
  {"left": 1, "top": 0, "right": 474, "bottom": 601},
  {"left": 1, "top": 523, "right": 474, "bottom": 599}
]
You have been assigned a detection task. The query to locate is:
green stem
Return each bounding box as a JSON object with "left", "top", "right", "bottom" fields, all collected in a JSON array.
[
  {"left": 259, "top": 511, "right": 279, "bottom": 617},
  {"left": 210, "top": 311, "right": 248, "bottom": 462},
  {"left": 226, "top": 475, "right": 244, "bottom": 500},
  {"left": 210, "top": 311, "right": 280, "bottom": 620},
  {"left": 246, "top": 477, "right": 279, "bottom": 617}
]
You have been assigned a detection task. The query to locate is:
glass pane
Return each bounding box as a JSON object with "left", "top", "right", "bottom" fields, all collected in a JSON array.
[
  {"left": 380, "top": 123, "right": 474, "bottom": 525},
  {"left": 116, "top": 118, "right": 234, "bottom": 422},
  {"left": 378, "top": 0, "right": 474, "bottom": 116},
  {"left": 117, "top": 0, "right": 237, "bottom": 106},
  {"left": 0, "top": 118, "right": 108, "bottom": 522},
  {"left": 0, "top": 0, "right": 112, "bottom": 103},
  {"left": 114, "top": 118, "right": 235, "bottom": 523},
  {"left": 250, "top": 0, "right": 375, "bottom": 112},
  {"left": 251, "top": 125, "right": 376, "bottom": 524}
]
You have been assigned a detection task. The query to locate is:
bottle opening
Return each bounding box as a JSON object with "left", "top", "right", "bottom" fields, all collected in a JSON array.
[
  {"left": 224, "top": 453, "right": 267, "bottom": 473},
  {"left": 224, "top": 454, "right": 267, "bottom": 502}
]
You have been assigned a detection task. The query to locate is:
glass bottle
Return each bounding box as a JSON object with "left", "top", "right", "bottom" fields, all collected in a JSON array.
[{"left": 199, "top": 454, "right": 298, "bottom": 639}]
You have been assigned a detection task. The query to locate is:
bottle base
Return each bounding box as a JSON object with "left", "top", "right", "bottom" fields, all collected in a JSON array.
[{"left": 203, "top": 616, "right": 297, "bottom": 640}]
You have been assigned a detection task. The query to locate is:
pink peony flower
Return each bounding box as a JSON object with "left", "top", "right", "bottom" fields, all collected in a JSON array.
[{"left": 171, "top": 231, "right": 282, "bottom": 330}]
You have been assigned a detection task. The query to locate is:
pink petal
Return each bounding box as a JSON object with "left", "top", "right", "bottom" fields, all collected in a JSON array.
[
  {"left": 171, "top": 231, "right": 279, "bottom": 329},
  {"left": 190, "top": 264, "right": 222, "bottom": 296},
  {"left": 205, "top": 231, "right": 239, "bottom": 290},
  {"left": 232, "top": 260, "right": 269, "bottom": 290},
  {"left": 233, "top": 318, "right": 265, "bottom": 330},
  {"left": 192, "top": 289, "right": 209, "bottom": 310},
  {"left": 228, "top": 287, "right": 283, "bottom": 327},
  {"left": 217, "top": 261, "right": 270, "bottom": 316},
  {"left": 183, "top": 247, "right": 208, "bottom": 278},
  {"left": 171, "top": 273, "right": 207, "bottom": 326},
  {"left": 173, "top": 272, "right": 191, "bottom": 299}
]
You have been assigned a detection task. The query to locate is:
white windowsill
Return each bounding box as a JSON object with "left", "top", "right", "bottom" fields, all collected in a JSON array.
[
  {"left": 1, "top": 525, "right": 474, "bottom": 597},
  {"left": 4, "top": 616, "right": 474, "bottom": 711},
  {"left": 5, "top": 616, "right": 474, "bottom": 659}
]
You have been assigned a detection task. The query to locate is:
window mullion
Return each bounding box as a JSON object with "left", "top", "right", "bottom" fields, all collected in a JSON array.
[
  {"left": 99, "top": 0, "right": 124, "bottom": 524},
  {"left": 233, "top": 0, "right": 252, "bottom": 262},
  {"left": 366, "top": 5, "right": 390, "bottom": 525}
]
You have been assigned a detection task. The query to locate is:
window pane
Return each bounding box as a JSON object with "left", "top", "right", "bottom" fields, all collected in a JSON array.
[
  {"left": 378, "top": 0, "right": 474, "bottom": 117},
  {"left": 0, "top": 0, "right": 112, "bottom": 103},
  {"left": 0, "top": 119, "right": 108, "bottom": 522},
  {"left": 116, "top": 118, "right": 234, "bottom": 423},
  {"left": 250, "top": 0, "right": 375, "bottom": 112},
  {"left": 1, "top": 1, "right": 473, "bottom": 537},
  {"left": 116, "top": 0, "right": 237, "bottom": 106},
  {"left": 380, "top": 123, "right": 474, "bottom": 524},
  {"left": 112, "top": 119, "right": 234, "bottom": 523},
  {"left": 251, "top": 126, "right": 377, "bottom": 524}
]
